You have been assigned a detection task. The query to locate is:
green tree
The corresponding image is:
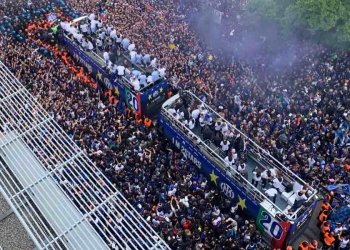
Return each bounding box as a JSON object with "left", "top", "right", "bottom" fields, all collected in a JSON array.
[
  {"left": 245, "top": 0, "right": 279, "bottom": 19},
  {"left": 245, "top": 0, "right": 350, "bottom": 47}
]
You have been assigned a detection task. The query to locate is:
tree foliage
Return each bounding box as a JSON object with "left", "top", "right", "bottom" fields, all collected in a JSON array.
[{"left": 245, "top": 0, "right": 350, "bottom": 48}]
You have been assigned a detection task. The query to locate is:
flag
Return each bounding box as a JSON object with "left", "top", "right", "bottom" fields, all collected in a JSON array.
[
  {"left": 100, "top": 11, "right": 106, "bottom": 20},
  {"left": 327, "top": 184, "right": 350, "bottom": 195},
  {"left": 46, "top": 13, "right": 57, "bottom": 23}
]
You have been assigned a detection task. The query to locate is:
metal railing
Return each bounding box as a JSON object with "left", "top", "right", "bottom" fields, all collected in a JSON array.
[{"left": 0, "top": 60, "right": 170, "bottom": 250}]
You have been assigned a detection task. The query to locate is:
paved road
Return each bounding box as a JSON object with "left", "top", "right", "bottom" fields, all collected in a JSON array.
[{"left": 292, "top": 201, "right": 322, "bottom": 249}]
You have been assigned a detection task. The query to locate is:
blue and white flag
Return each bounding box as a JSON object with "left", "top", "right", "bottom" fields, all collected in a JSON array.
[
  {"left": 46, "top": 13, "right": 57, "bottom": 23},
  {"left": 327, "top": 184, "right": 350, "bottom": 195}
]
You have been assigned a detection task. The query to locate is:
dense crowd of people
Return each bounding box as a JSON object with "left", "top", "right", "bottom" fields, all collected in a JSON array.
[
  {"left": 60, "top": 0, "right": 350, "bottom": 195},
  {"left": 0, "top": 0, "right": 350, "bottom": 249}
]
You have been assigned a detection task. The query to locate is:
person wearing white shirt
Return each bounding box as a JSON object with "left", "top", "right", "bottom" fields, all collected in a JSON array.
[
  {"left": 106, "top": 26, "right": 112, "bottom": 36},
  {"left": 116, "top": 33, "right": 122, "bottom": 45},
  {"left": 87, "top": 41, "right": 94, "bottom": 51},
  {"left": 292, "top": 190, "right": 307, "bottom": 210},
  {"left": 96, "top": 38, "right": 103, "bottom": 52},
  {"left": 334, "top": 224, "right": 345, "bottom": 234},
  {"left": 110, "top": 64, "right": 117, "bottom": 73},
  {"left": 103, "top": 51, "right": 109, "bottom": 64},
  {"left": 252, "top": 168, "right": 261, "bottom": 187},
  {"left": 261, "top": 169, "right": 272, "bottom": 190},
  {"left": 150, "top": 58, "right": 157, "bottom": 68},
  {"left": 60, "top": 21, "right": 68, "bottom": 31},
  {"left": 88, "top": 13, "right": 95, "bottom": 21},
  {"left": 97, "top": 20, "right": 103, "bottom": 28},
  {"left": 81, "top": 39, "right": 89, "bottom": 50},
  {"left": 147, "top": 75, "right": 153, "bottom": 84},
  {"left": 98, "top": 31, "right": 106, "bottom": 40},
  {"left": 110, "top": 28, "right": 117, "bottom": 39},
  {"left": 73, "top": 33, "right": 83, "bottom": 43},
  {"left": 125, "top": 67, "right": 131, "bottom": 78},
  {"left": 90, "top": 19, "right": 98, "bottom": 33},
  {"left": 265, "top": 188, "right": 278, "bottom": 203},
  {"left": 168, "top": 108, "right": 177, "bottom": 117},
  {"left": 225, "top": 130, "right": 234, "bottom": 138},
  {"left": 80, "top": 23, "right": 89, "bottom": 34},
  {"left": 340, "top": 235, "right": 349, "bottom": 249},
  {"left": 237, "top": 161, "right": 246, "bottom": 173},
  {"left": 107, "top": 61, "right": 113, "bottom": 70},
  {"left": 158, "top": 66, "right": 166, "bottom": 78},
  {"left": 230, "top": 149, "right": 238, "bottom": 161},
  {"left": 272, "top": 177, "right": 283, "bottom": 191},
  {"left": 220, "top": 139, "right": 230, "bottom": 154},
  {"left": 224, "top": 154, "right": 235, "bottom": 168},
  {"left": 212, "top": 215, "right": 222, "bottom": 227},
  {"left": 116, "top": 65, "right": 125, "bottom": 77},
  {"left": 68, "top": 26, "right": 77, "bottom": 35},
  {"left": 191, "top": 109, "right": 200, "bottom": 120},
  {"left": 188, "top": 119, "right": 195, "bottom": 130},
  {"left": 199, "top": 114, "right": 206, "bottom": 132},
  {"left": 130, "top": 50, "right": 137, "bottom": 64},
  {"left": 215, "top": 121, "right": 222, "bottom": 136},
  {"left": 128, "top": 43, "right": 135, "bottom": 52},
  {"left": 221, "top": 122, "right": 228, "bottom": 135},
  {"left": 131, "top": 77, "right": 140, "bottom": 91}
]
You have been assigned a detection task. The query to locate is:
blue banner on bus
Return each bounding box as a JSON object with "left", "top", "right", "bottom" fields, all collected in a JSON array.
[{"left": 63, "top": 36, "right": 125, "bottom": 98}]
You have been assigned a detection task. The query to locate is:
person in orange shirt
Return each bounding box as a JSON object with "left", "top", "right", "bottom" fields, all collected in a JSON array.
[
  {"left": 326, "top": 191, "right": 334, "bottom": 204},
  {"left": 321, "top": 200, "right": 330, "bottom": 211},
  {"left": 320, "top": 221, "right": 330, "bottom": 242},
  {"left": 323, "top": 232, "right": 335, "bottom": 249},
  {"left": 317, "top": 210, "right": 329, "bottom": 227},
  {"left": 308, "top": 240, "right": 318, "bottom": 250},
  {"left": 144, "top": 117, "right": 152, "bottom": 127},
  {"left": 298, "top": 241, "right": 308, "bottom": 250}
]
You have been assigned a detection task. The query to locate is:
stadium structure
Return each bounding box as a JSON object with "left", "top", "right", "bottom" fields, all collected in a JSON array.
[{"left": 0, "top": 60, "right": 170, "bottom": 250}]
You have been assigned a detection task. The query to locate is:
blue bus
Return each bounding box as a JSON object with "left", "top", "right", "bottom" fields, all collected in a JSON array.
[
  {"left": 62, "top": 30, "right": 168, "bottom": 118},
  {"left": 158, "top": 91, "right": 319, "bottom": 249}
]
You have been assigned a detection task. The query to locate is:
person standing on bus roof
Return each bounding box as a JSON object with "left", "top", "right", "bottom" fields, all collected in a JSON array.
[
  {"left": 261, "top": 169, "right": 272, "bottom": 190},
  {"left": 138, "top": 73, "right": 147, "bottom": 87},
  {"left": 121, "top": 37, "right": 130, "bottom": 50},
  {"left": 158, "top": 65, "right": 166, "bottom": 78},
  {"left": 116, "top": 64, "right": 125, "bottom": 79},
  {"left": 151, "top": 70, "right": 160, "bottom": 82},
  {"left": 130, "top": 77, "right": 140, "bottom": 91},
  {"left": 252, "top": 168, "right": 261, "bottom": 188},
  {"left": 265, "top": 187, "right": 278, "bottom": 203},
  {"left": 143, "top": 53, "right": 151, "bottom": 66},
  {"left": 135, "top": 51, "right": 142, "bottom": 64},
  {"left": 103, "top": 49, "right": 109, "bottom": 65},
  {"left": 220, "top": 137, "right": 230, "bottom": 155}
]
